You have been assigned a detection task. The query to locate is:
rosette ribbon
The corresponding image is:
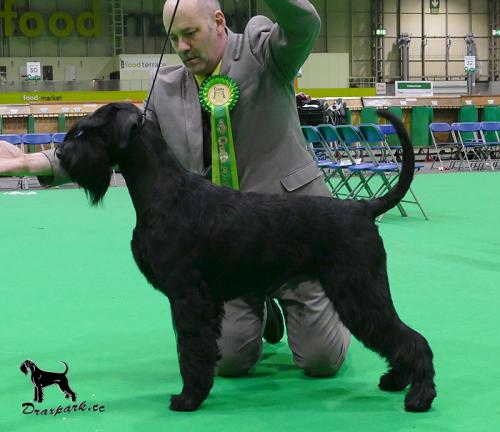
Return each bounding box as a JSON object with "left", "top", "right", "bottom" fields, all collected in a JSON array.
[{"left": 199, "top": 75, "right": 240, "bottom": 189}]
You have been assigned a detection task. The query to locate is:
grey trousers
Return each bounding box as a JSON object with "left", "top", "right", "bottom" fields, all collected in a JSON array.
[{"left": 216, "top": 278, "right": 351, "bottom": 378}]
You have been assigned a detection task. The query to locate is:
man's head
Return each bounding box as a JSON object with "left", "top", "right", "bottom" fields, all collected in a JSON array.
[{"left": 163, "top": 0, "right": 227, "bottom": 75}]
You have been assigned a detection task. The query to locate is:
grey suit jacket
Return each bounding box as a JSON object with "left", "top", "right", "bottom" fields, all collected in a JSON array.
[
  {"left": 147, "top": 0, "right": 327, "bottom": 196},
  {"left": 41, "top": 0, "right": 329, "bottom": 197}
]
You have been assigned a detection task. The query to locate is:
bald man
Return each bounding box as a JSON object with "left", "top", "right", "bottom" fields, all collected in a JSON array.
[
  {"left": 0, "top": 0, "right": 350, "bottom": 378},
  {"left": 152, "top": 0, "right": 351, "bottom": 378}
]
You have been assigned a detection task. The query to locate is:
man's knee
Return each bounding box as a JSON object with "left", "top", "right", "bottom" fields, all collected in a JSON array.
[
  {"left": 301, "top": 349, "right": 347, "bottom": 378},
  {"left": 217, "top": 337, "right": 262, "bottom": 377},
  {"left": 297, "top": 333, "right": 351, "bottom": 378}
]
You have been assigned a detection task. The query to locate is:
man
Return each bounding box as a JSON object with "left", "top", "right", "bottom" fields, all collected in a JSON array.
[{"left": 0, "top": 0, "right": 350, "bottom": 378}]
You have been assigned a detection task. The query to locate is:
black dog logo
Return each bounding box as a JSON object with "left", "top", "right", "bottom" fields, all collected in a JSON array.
[{"left": 20, "top": 360, "right": 77, "bottom": 403}]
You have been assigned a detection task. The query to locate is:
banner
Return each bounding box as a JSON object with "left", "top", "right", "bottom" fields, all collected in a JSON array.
[
  {"left": 0, "top": 0, "right": 101, "bottom": 38},
  {"left": 119, "top": 56, "right": 170, "bottom": 73},
  {"left": 0, "top": 91, "right": 147, "bottom": 105}
]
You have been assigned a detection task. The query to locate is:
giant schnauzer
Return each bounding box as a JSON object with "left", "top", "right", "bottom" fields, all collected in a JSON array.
[
  {"left": 20, "top": 360, "right": 76, "bottom": 403},
  {"left": 55, "top": 102, "right": 436, "bottom": 413}
]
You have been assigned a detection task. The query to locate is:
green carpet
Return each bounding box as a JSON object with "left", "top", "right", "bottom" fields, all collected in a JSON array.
[{"left": 1, "top": 172, "right": 500, "bottom": 432}]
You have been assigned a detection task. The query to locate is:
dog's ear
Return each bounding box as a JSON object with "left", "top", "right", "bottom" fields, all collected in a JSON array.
[
  {"left": 65, "top": 104, "right": 118, "bottom": 140},
  {"left": 65, "top": 103, "right": 140, "bottom": 145},
  {"left": 112, "top": 108, "right": 141, "bottom": 148}
]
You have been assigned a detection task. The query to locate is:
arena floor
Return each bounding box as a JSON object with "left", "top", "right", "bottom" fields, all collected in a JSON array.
[{"left": 1, "top": 170, "right": 499, "bottom": 432}]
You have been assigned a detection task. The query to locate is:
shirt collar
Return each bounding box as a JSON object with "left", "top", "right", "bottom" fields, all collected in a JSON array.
[{"left": 194, "top": 61, "right": 222, "bottom": 88}]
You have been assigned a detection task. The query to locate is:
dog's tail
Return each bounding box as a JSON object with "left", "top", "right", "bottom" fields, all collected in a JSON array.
[
  {"left": 59, "top": 361, "right": 69, "bottom": 375},
  {"left": 365, "top": 110, "right": 415, "bottom": 219}
]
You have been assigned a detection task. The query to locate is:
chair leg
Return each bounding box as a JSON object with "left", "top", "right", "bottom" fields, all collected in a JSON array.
[
  {"left": 371, "top": 173, "right": 407, "bottom": 217},
  {"left": 347, "top": 172, "right": 375, "bottom": 200},
  {"left": 408, "top": 187, "right": 429, "bottom": 220},
  {"left": 18, "top": 177, "right": 28, "bottom": 190},
  {"left": 331, "top": 170, "right": 355, "bottom": 198}
]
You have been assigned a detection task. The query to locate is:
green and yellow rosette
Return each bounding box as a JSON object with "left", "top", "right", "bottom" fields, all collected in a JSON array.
[{"left": 199, "top": 75, "right": 240, "bottom": 189}]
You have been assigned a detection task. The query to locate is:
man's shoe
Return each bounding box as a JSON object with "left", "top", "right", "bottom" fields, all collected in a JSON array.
[{"left": 263, "top": 297, "right": 284, "bottom": 344}]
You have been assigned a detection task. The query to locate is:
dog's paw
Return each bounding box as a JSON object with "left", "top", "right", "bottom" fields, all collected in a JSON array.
[
  {"left": 169, "top": 394, "right": 201, "bottom": 412},
  {"left": 404, "top": 385, "right": 436, "bottom": 412},
  {"left": 379, "top": 370, "right": 409, "bottom": 392}
]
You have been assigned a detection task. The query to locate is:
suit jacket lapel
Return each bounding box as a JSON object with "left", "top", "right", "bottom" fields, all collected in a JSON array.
[
  {"left": 182, "top": 69, "right": 204, "bottom": 173},
  {"left": 221, "top": 29, "right": 243, "bottom": 76}
]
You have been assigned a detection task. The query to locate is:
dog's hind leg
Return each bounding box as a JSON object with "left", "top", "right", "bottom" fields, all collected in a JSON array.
[
  {"left": 58, "top": 379, "right": 77, "bottom": 401},
  {"left": 319, "top": 265, "right": 436, "bottom": 412},
  {"left": 168, "top": 285, "right": 223, "bottom": 412}
]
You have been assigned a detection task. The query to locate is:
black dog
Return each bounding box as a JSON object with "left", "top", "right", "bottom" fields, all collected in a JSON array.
[
  {"left": 20, "top": 360, "right": 76, "bottom": 403},
  {"left": 56, "top": 103, "right": 436, "bottom": 413}
]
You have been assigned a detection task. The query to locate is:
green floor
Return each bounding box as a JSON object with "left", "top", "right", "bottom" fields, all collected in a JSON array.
[{"left": 1, "top": 172, "right": 500, "bottom": 432}]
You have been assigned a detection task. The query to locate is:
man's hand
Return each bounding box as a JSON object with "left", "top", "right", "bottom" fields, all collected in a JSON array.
[{"left": 0, "top": 141, "right": 52, "bottom": 177}]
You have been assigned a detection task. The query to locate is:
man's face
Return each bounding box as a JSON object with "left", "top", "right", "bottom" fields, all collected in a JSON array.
[{"left": 164, "top": 1, "right": 226, "bottom": 75}]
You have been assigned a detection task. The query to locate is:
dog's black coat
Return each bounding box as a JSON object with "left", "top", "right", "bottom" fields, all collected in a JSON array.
[
  {"left": 20, "top": 360, "right": 76, "bottom": 403},
  {"left": 56, "top": 102, "right": 436, "bottom": 412}
]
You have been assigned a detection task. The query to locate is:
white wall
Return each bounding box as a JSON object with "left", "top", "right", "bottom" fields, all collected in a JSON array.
[
  {"left": 0, "top": 0, "right": 495, "bottom": 84},
  {"left": 297, "top": 53, "right": 350, "bottom": 88},
  {"left": 382, "top": 0, "right": 491, "bottom": 81},
  {"left": 0, "top": 57, "right": 116, "bottom": 81},
  {"left": 118, "top": 52, "right": 349, "bottom": 90}
]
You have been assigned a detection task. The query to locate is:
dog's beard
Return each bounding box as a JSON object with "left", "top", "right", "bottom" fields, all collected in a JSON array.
[{"left": 57, "top": 136, "right": 113, "bottom": 206}]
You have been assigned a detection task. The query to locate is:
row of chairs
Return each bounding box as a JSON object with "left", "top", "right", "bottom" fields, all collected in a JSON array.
[
  {"left": 0, "top": 133, "right": 67, "bottom": 151},
  {"left": 429, "top": 122, "right": 500, "bottom": 171},
  {"left": 301, "top": 123, "right": 428, "bottom": 220}
]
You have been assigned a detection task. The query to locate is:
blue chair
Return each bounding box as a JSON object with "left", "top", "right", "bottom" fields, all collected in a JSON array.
[
  {"left": 429, "top": 123, "right": 459, "bottom": 171},
  {"left": 451, "top": 122, "right": 486, "bottom": 171},
  {"left": 301, "top": 125, "right": 353, "bottom": 196},
  {"left": 317, "top": 123, "right": 377, "bottom": 199},
  {"left": 378, "top": 123, "right": 402, "bottom": 152},
  {"left": 22, "top": 133, "right": 53, "bottom": 152},
  {"left": 327, "top": 125, "right": 378, "bottom": 201},
  {"left": 0, "top": 134, "right": 23, "bottom": 146},
  {"left": 379, "top": 124, "right": 396, "bottom": 136},
  {"left": 360, "top": 124, "right": 425, "bottom": 170},
  {"left": 479, "top": 122, "right": 500, "bottom": 170},
  {"left": 51, "top": 132, "right": 67, "bottom": 145},
  {"left": 359, "top": 124, "right": 428, "bottom": 220},
  {"left": 336, "top": 124, "right": 410, "bottom": 218}
]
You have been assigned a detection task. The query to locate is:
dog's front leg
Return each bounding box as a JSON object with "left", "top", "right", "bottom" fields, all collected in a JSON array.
[
  {"left": 169, "top": 293, "right": 222, "bottom": 412},
  {"left": 34, "top": 385, "right": 43, "bottom": 403}
]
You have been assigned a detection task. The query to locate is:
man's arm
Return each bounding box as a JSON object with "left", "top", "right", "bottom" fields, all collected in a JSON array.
[
  {"left": 0, "top": 141, "right": 52, "bottom": 177},
  {"left": 264, "top": 0, "right": 321, "bottom": 81}
]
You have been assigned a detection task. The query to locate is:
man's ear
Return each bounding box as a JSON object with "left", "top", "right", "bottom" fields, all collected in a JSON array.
[{"left": 214, "top": 10, "right": 226, "bottom": 33}]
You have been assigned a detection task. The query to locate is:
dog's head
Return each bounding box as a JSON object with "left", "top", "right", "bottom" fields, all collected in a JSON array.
[
  {"left": 20, "top": 360, "right": 34, "bottom": 375},
  {"left": 56, "top": 102, "right": 142, "bottom": 205}
]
